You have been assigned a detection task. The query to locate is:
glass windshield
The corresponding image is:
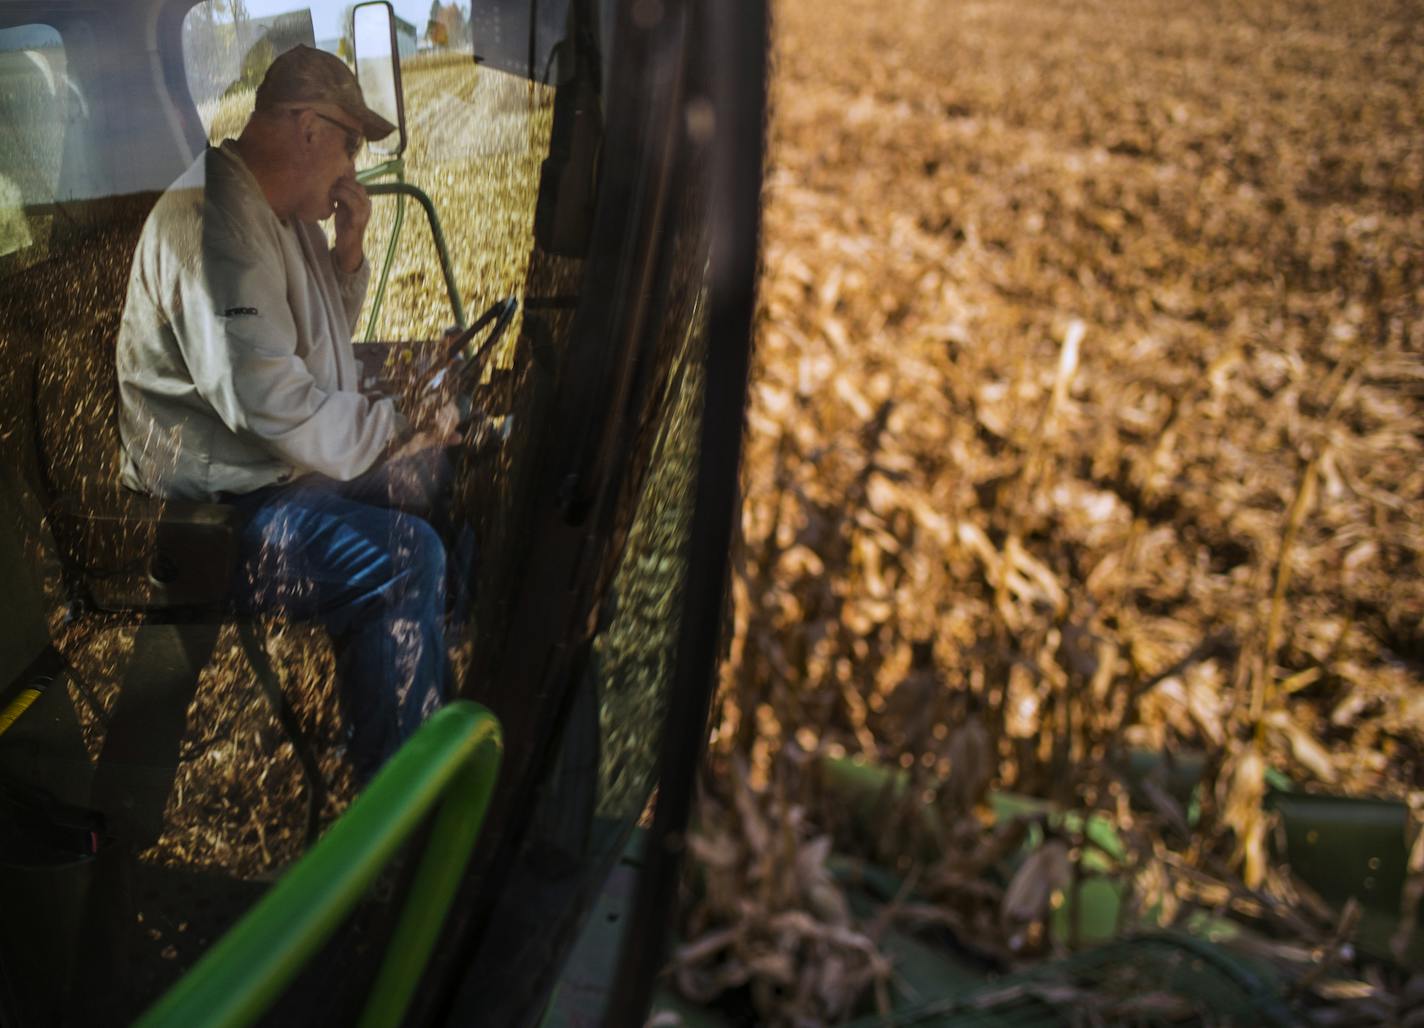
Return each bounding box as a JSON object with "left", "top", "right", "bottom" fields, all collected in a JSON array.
[
  {"left": 181, "top": 0, "right": 549, "bottom": 341},
  {"left": 0, "top": 0, "right": 728, "bottom": 1022},
  {"left": 0, "top": 2, "right": 560, "bottom": 1021}
]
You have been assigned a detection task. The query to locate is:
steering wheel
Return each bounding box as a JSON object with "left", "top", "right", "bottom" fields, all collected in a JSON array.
[{"left": 414, "top": 298, "right": 520, "bottom": 442}]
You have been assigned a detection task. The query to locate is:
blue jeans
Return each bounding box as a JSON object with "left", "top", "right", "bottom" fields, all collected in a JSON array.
[{"left": 229, "top": 451, "right": 454, "bottom": 783}]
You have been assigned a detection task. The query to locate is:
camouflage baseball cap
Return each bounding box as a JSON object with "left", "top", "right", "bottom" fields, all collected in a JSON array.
[{"left": 255, "top": 44, "right": 396, "bottom": 142}]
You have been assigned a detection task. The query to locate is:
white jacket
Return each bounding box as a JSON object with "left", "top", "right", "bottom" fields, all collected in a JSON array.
[{"left": 116, "top": 141, "right": 400, "bottom": 501}]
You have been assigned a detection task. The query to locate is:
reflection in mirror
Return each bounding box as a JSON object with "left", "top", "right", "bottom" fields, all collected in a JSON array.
[{"left": 352, "top": 1, "right": 405, "bottom": 157}]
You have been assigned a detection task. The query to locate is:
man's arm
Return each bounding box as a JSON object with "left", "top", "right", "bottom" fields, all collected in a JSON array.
[{"left": 171, "top": 226, "right": 399, "bottom": 481}]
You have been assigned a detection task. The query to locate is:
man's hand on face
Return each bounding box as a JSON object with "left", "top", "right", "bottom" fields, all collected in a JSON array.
[{"left": 331, "top": 173, "right": 371, "bottom": 273}]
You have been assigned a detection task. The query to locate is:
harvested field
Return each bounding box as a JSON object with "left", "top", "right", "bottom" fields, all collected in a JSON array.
[{"left": 675, "top": 0, "right": 1424, "bottom": 1022}]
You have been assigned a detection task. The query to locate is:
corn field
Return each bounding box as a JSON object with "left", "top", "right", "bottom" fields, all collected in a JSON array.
[{"left": 672, "top": 0, "right": 1424, "bottom": 1023}]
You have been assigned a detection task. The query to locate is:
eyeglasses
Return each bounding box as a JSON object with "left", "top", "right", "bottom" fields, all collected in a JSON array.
[{"left": 292, "top": 108, "right": 362, "bottom": 158}]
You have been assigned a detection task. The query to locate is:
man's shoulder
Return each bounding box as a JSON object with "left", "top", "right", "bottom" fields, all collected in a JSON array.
[
  {"left": 139, "top": 145, "right": 275, "bottom": 260},
  {"left": 143, "top": 152, "right": 206, "bottom": 224},
  {"left": 137, "top": 148, "right": 210, "bottom": 257}
]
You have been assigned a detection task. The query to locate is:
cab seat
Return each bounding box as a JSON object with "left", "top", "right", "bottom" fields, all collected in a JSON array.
[
  {"left": 0, "top": 192, "right": 335, "bottom": 853},
  {"left": 2, "top": 193, "right": 240, "bottom": 612}
]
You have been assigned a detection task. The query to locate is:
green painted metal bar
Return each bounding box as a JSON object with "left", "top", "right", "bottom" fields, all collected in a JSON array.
[
  {"left": 366, "top": 181, "right": 467, "bottom": 330},
  {"left": 364, "top": 188, "right": 406, "bottom": 341},
  {"left": 357, "top": 735, "right": 498, "bottom": 1027},
  {"left": 356, "top": 157, "right": 407, "bottom": 183},
  {"left": 356, "top": 158, "right": 405, "bottom": 185},
  {"left": 136, "top": 700, "right": 502, "bottom": 1028},
  {"left": 356, "top": 159, "right": 407, "bottom": 342}
]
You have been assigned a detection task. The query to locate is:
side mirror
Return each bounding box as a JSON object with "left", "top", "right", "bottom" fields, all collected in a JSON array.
[{"left": 352, "top": 1, "right": 407, "bottom": 158}]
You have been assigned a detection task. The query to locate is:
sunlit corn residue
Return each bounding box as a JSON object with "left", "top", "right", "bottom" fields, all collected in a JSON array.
[{"left": 141, "top": 620, "right": 350, "bottom": 872}]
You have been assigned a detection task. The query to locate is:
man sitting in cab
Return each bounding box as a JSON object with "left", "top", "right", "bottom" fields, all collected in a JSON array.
[{"left": 115, "top": 44, "right": 455, "bottom": 783}]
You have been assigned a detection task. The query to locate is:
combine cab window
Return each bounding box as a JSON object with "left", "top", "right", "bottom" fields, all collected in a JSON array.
[
  {"left": 0, "top": 4, "right": 556, "bottom": 1020},
  {"left": 0, "top": 0, "right": 756, "bottom": 1021},
  {"left": 181, "top": 2, "right": 312, "bottom": 143},
  {"left": 180, "top": 0, "right": 552, "bottom": 341}
]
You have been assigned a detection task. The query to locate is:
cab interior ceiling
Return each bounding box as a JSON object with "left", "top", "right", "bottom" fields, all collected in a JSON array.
[{"left": 0, "top": 0, "right": 210, "bottom": 203}]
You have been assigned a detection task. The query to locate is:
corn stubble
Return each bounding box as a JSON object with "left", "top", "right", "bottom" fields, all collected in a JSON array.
[{"left": 675, "top": 0, "right": 1424, "bottom": 1023}]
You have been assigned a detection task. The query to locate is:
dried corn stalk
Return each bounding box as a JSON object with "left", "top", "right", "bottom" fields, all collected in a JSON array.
[{"left": 681, "top": 0, "right": 1424, "bottom": 1021}]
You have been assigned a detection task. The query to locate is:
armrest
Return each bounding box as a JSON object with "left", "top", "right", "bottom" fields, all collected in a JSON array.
[{"left": 47, "top": 493, "right": 240, "bottom": 613}]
